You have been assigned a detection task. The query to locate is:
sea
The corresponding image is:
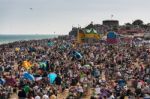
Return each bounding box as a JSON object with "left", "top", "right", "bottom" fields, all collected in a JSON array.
[{"left": 0, "top": 34, "right": 58, "bottom": 45}]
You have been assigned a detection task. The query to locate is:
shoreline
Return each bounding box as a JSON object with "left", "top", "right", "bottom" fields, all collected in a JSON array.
[{"left": 0, "top": 34, "right": 61, "bottom": 46}]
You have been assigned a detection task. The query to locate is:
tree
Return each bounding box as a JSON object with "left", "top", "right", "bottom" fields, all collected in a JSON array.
[
  {"left": 147, "top": 23, "right": 150, "bottom": 26},
  {"left": 125, "top": 23, "right": 131, "bottom": 26},
  {"left": 124, "top": 23, "right": 132, "bottom": 30},
  {"left": 132, "top": 19, "right": 144, "bottom": 26}
]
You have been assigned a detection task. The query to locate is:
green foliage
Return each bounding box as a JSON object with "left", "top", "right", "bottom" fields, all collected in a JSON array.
[{"left": 132, "top": 19, "right": 144, "bottom": 26}]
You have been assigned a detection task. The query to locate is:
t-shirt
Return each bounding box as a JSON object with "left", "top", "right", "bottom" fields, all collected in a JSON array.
[
  {"left": 137, "top": 81, "right": 142, "bottom": 89},
  {"left": 55, "top": 76, "right": 62, "bottom": 85},
  {"left": 18, "top": 90, "right": 26, "bottom": 98},
  {"left": 71, "top": 78, "right": 78, "bottom": 86},
  {"left": 77, "top": 86, "right": 83, "bottom": 93},
  {"left": 115, "top": 85, "right": 121, "bottom": 96}
]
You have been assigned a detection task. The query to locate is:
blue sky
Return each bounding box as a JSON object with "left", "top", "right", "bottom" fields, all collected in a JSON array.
[{"left": 0, "top": 0, "right": 150, "bottom": 35}]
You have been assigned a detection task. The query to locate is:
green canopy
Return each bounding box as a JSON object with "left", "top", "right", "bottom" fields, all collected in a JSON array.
[{"left": 85, "top": 28, "right": 98, "bottom": 34}]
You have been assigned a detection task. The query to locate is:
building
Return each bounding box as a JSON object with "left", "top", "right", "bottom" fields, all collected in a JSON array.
[
  {"left": 69, "top": 27, "right": 78, "bottom": 37},
  {"left": 103, "top": 20, "right": 119, "bottom": 29}
]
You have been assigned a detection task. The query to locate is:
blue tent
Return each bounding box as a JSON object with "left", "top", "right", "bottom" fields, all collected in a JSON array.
[
  {"left": 29, "top": 47, "right": 36, "bottom": 52},
  {"left": 118, "top": 79, "right": 126, "bottom": 87},
  {"left": 48, "top": 73, "right": 57, "bottom": 84},
  {"left": 107, "top": 31, "right": 117, "bottom": 39},
  {"left": 23, "top": 72, "right": 35, "bottom": 81}
]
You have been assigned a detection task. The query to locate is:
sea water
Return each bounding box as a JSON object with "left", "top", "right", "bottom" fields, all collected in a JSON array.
[{"left": 0, "top": 34, "right": 58, "bottom": 45}]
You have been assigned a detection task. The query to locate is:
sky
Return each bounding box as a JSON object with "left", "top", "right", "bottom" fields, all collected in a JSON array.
[{"left": 0, "top": 0, "right": 150, "bottom": 35}]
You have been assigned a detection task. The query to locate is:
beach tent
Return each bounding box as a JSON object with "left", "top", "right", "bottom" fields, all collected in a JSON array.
[
  {"left": 77, "top": 28, "right": 101, "bottom": 43},
  {"left": 107, "top": 31, "right": 119, "bottom": 44},
  {"left": 48, "top": 73, "right": 57, "bottom": 84},
  {"left": 107, "top": 31, "right": 117, "bottom": 38},
  {"left": 22, "top": 61, "right": 32, "bottom": 69},
  {"left": 5, "top": 77, "right": 17, "bottom": 86},
  {"left": 72, "top": 51, "right": 83, "bottom": 60},
  {"left": 0, "top": 78, "right": 6, "bottom": 85},
  {"left": 23, "top": 72, "right": 35, "bottom": 81},
  {"left": 84, "top": 28, "right": 101, "bottom": 39},
  {"left": 48, "top": 41, "right": 55, "bottom": 47}
]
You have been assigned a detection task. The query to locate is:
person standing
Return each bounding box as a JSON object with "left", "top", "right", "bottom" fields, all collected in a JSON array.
[{"left": 18, "top": 88, "right": 26, "bottom": 99}]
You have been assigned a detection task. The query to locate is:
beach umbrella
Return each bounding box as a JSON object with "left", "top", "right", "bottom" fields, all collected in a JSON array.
[
  {"left": 48, "top": 73, "right": 57, "bottom": 84},
  {"left": 22, "top": 61, "right": 32, "bottom": 69},
  {"left": 15, "top": 47, "right": 20, "bottom": 52},
  {"left": 23, "top": 72, "right": 35, "bottom": 81},
  {"left": 75, "top": 52, "right": 82, "bottom": 59},
  {"left": 0, "top": 78, "right": 6, "bottom": 85}
]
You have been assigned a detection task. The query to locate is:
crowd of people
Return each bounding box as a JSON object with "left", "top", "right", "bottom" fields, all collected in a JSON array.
[{"left": 0, "top": 36, "right": 150, "bottom": 99}]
